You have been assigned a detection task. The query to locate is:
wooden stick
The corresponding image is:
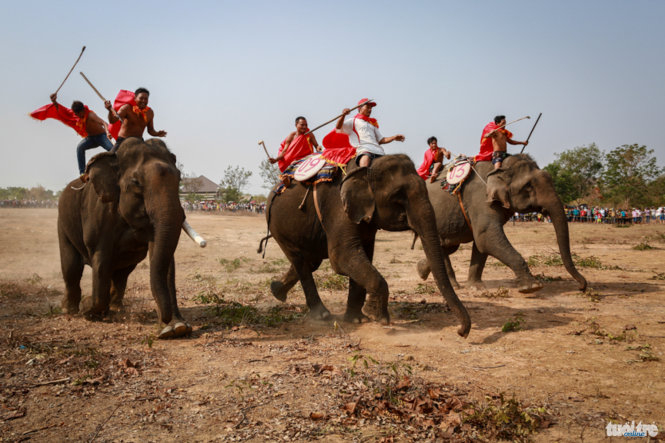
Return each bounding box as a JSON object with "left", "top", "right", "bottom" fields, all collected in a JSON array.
[
  {"left": 32, "top": 377, "right": 71, "bottom": 387},
  {"left": 258, "top": 140, "right": 271, "bottom": 159},
  {"left": 521, "top": 112, "right": 542, "bottom": 153},
  {"left": 303, "top": 99, "right": 374, "bottom": 136},
  {"left": 484, "top": 115, "right": 531, "bottom": 139},
  {"left": 54, "top": 46, "right": 85, "bottom": 95},
  {"left": 80, "top": 72, "right": 122, "bottom": 121},
  {"left": 79, "top": 71, "right": 106, "bottom": 101}
]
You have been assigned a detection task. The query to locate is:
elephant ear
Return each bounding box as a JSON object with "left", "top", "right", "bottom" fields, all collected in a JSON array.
[
  {"left": 340, "top": 166, "right": 375, "bottom": 224},
  {"left": 86, "top": 152, "right": 120, "bottom": 203},
  {"left": 485, "top": 168, "right": 512, "bottom": 209}
]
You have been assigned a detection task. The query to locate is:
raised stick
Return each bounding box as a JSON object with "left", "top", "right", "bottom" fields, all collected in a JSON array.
[
  {"left": 79, "top": 72, "right": 122, "bottom": 121},
  {"left": 520, "top": 112, "right": 542, "bottom": 153},
  {"left": 484, "top": 115, "right": 531, "bottom": 139},
  {"left": 303, "top": 99, "right": 374, "bottom": 136},
  {"left": 54, "top": 46, "right": 85, "bottom": 95},
  {"left": 258, "top": 140, "right": 271, "bottom": 159},
  {"left": 79, "top": 71, "right": 107, "bottom": 101}
]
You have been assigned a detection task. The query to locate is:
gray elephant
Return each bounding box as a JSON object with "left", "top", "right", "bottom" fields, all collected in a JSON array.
[
  {"left": 265, "top": 154, "right": 471, "bottom": 337},
  {"left": 417, "top": 154, "right": 587, "bottom": 292},
  {"left": 57, "top": 138, "right": 192, "bottom": 339}
]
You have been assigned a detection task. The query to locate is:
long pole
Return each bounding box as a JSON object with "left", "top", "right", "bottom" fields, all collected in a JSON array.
[
  {"left": 54, "top": 46, "right": 85, "bottom": 95},
  {"left": 484, "top": 115, "right": 531, "bottom": 139},
  {"left": 303, "top": 99, "right": 374, "bottom": 136},
  {"left": 79, "top": 72, "right": 122, "bottom": 121},
  {"left": 521, "top": 113, "right": 542, "bottom": 153}
]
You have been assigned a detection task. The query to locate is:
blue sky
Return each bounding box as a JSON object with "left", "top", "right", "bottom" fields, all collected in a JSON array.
[{"left": 1, "top": 0, "right": 663, "bottom": 195}]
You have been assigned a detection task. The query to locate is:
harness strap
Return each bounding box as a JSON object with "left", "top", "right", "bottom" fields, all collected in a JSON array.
[
  {"left": 456, "top": 190, "right": 473, "bottom": 234},
  {"left": 313, "top": 183, "right": 324, "bottom": 224}
]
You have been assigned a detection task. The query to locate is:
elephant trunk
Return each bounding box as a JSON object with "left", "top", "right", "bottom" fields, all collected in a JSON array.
[
  {"left": 408, "top": 195, "right": 471, "bottom": 337},
  {"left": 543, "top": 193, "right": 588, "bottom": 291},
  {"left": 147, "top": 190, "right": 185, "bottom": 324}
]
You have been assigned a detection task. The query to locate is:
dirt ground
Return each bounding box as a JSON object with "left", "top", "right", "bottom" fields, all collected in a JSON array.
[{"left": 0, "top": 208, "right": 663, "bottom": 442}]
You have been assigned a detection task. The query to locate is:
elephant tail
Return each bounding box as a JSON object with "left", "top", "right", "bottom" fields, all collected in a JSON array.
[
  {"left": 257, "top": 234, "right": 272, "bottom": 255},
  {"left": 410, "top": 231, "right": 418, "bottom": 250}
]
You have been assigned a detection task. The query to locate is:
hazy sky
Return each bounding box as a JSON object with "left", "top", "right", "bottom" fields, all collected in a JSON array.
[{"left": 1, "top": 0, "right": 663, "bottom": 195}]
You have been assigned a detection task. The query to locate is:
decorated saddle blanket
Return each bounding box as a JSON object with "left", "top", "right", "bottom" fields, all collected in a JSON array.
[
  {"left": 274, "top": 154, "right": 343, "bottom": 195},
  {"left": 440, "top": 156, "right": 474, "bottom": 194}
]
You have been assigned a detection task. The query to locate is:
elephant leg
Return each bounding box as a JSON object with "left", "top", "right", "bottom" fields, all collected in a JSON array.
[
  {"left": 474, "top": 227, "right": 542, "bottom": 293},
  {"left": 467, "top": 242, "right": 488, "bottom": 289},
  {"left": 82, "top": 254, "right": 112, "bottom": 320},
  {"left": 270, "top": 260, "right": 322, "bottom": 302},
  {"left": 417, "top": 245, "right": 460, "bottom": 289},
  {"left": 344, "top": 278, "right": 368, "bottom": 323},
  {"left": 278, "top": 254, "right": 329, "bottom": 319},
  {"left": 59, "top": 238, "right": 84, "bottom": 314},
  {"left": 110, "top": 264, "right": 136, "bottom": 311},
  {"left": 333, "top": 249, "right": 389, "bottom": 323},
  {"left": 344, "top": 234, "right": 375, "bottom": 322},
  {"left": 158, "top": 259, "right": 192, "bottom": 339},
  {"left": 271, "top": 264, "right": 299, "bottom": 302}
]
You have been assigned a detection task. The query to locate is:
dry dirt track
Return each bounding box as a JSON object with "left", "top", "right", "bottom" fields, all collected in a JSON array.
[{"left": 0, "top": 208, "right": 664, "bottom": 442}]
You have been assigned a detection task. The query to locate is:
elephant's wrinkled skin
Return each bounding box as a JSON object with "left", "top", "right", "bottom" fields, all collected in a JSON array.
[
  {"left": 417, "top": 154, "right": 587, "bottom": 293},
  {"left": 57, "top": 138, "right": 192, "bottom": 338},
  {"left": 266, "top": 154, "right": 471, "bottom": 338}
]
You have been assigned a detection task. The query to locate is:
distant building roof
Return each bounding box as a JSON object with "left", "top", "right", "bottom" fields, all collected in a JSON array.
[{"left": 181, "top": 175, "right": 219, "bottom": 194}]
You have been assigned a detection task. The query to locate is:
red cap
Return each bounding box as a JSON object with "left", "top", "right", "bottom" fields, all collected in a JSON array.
[{"left": 357, "top": 98, "right": 376, "bottom": 107}]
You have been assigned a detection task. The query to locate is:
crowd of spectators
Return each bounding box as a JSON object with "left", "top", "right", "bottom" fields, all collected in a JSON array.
[
  {"left": 511, "top": 206, "right": 665, "bottom": 224},
  {"left": 0, "top": 199, "right": 58, "bottom": 208},
  {"left": 565, "top": 206, "right": 665, "bottom": 224},
  {"left": 181, "top": 200, "right": 266, "bottom": 214}
]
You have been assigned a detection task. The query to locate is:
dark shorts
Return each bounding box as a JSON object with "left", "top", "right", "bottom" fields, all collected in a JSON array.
[
  {"left": 355, "top": 152, "right": 382, "bottom": 166},
  {"left": 492, "top": 151, "right": 509, "bottom": 165}
]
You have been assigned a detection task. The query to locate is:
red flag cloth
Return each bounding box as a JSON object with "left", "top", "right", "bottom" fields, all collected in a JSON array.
[
  {"left": 417, "top": 148, "right": 439, "bottom": 180},
  {"left": 321, "top": 130, "right": 357, "bottom": 166},
  {"left": 29, "top": 103, "right": 89, "bottom": 137},
  {"left": 107, "top": 90, "right": 137, "bottom": 140},
  {"left": 277, "top": 133, "right": 315, "bottom": 172},
  {"left": 475, "top": 122, "right": 513, "bottom": 162}
]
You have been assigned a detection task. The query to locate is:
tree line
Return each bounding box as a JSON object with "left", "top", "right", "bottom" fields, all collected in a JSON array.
[{"left": 543, "top": 143, "right": 664, "bottom": 207}]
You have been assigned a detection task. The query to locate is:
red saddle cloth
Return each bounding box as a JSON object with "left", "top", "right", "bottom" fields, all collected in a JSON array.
[{"left": 321, "top": 130, "right": 356, "bottom": 165}]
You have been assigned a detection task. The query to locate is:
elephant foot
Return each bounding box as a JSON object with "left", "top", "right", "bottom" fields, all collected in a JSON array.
[
  {"left": 343, "top": 308, "right": 369, "bottom": 324},
  {"left": 158, "top": 321, "right": 193, "bottom": 339},
  {"left": 61, "top": 298, "right": 80, "bottom": 314},
  {"left": 81, "top": 296, "right": 109, "bottom": 320},
  {"left": 416, "top": 260, "right": 431, "bottom": 281},
  {"left": 110, "top": 300, "right": 124, "bottom": 312},
  {"left": 363, "top": 297, "right": 390, "bottom": 325},
  {"left": 517, "top": 280, "right": 543, "bottom": 294},
  {"left": 270, "top": 281, "right": 288, "bottom": 302},
  {"left": 308, "top": 304, "right": 331, "bottom": 321},
  {"left": 467, "top": 280, "right": 485, "bottom": 291}
]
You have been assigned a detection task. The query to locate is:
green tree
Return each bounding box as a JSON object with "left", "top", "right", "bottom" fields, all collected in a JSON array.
[
  {"left": 544, "top": 144, "right": 603, "bottom": 203},
  {"left": 647, "top": 174, "right": 665, "bottom": 207},
  {"left": 601, "top": 144, "right": 663, "bottom": 207},
  {"left": 219, "top": 165, "right": 252, "bottom": 203},
  {"left": 543, "top": 162, "right": 578, "bottom": 204},
  {"left": 258, "top": 158, "right": 280, "bottom": 190}
]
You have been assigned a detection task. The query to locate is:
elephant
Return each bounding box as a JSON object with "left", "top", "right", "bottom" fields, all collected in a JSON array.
[
  {"left": 265, "top": 154, "right": 471, "bottom": 338},
  {"left": 417, "top": 154, "right": 587, "bottom": 293},
  {"left": 57, "top": 137, "right": 192, "bottom": 339}
]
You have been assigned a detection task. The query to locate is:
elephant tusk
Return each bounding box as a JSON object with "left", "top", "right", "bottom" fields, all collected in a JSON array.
[{"left": 182, "top": 220, "right": 206, "bottom": 248}]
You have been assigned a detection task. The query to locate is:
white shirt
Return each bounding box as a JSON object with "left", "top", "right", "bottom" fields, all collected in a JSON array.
[{"left": 341, "top": 116, "right": 384, "bottom": 156}]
